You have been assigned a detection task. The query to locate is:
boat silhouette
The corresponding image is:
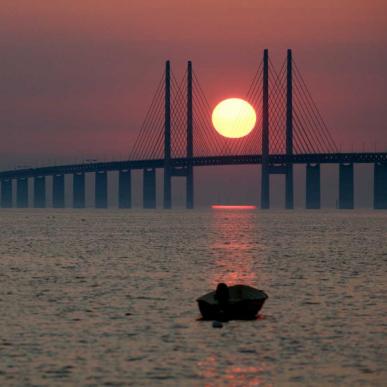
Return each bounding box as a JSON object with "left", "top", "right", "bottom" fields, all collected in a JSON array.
[{"left": 197, "top": 284, "right": 268, "bottom": 321}]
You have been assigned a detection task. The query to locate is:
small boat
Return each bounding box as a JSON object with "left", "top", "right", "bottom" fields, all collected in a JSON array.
[{"left": 197, "top": 283, "right": 268, "bottom": 321}]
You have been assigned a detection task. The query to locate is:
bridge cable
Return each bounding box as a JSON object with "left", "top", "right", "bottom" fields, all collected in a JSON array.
[
  {"left": 193, "top": 71, "right": 226, "bottom": 155},
  {"left": 294, "top": 109, "right": 317, "bottom": 153},
  {"left": 138, "top": 89, "right": 165, "bottom": 159},
  {"left": 192, "top": 72, "right": 224, "bottom": 155},
  {"left": 268, "top": 60, "right": 286, "bottom": 153},
  {"left": 293, "top": 61, "right": 338, "bottom": 152},
  {"left": 292, "top": 62, "right": 338, "bottom": 153},
  {"left": 171, "top": 72, "right": 188, "bottom": 157},
  {"left": 293, "top": 79, "right": 328, "bottom": 153},
  {"left": 234, "top": 62, "right": 264, "bottom": 156},
  {"left": 131, "top": 73, "right": 165, "bottom": 159},
  {"left": 269, "top": 59, "right": 287, "bottom": 154},
  {"left": 130, "top": 73, "right": 165, "bottom": 159},
  {"left": 191, "top": 85, "right": 218, "bottom": 155}
]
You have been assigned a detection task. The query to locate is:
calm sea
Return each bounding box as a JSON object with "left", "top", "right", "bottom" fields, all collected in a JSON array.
[{"left": 0, "top": 209, "right": 386, "bottom": 386}]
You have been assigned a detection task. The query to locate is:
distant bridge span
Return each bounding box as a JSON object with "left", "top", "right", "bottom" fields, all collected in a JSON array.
[
  {"left": 1, "top": 49, "right": 386, "bottom": 209},
  {"left": 1, "top": 153, "right": 387, "bottom": 179}
]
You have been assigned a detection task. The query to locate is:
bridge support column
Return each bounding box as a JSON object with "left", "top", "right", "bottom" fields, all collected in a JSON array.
[
  {"left": 143, "top": 168, "right": 156, "bottom": 209},
  {"left": 1, "top": 179, "right": 13, "bottom": 208},
  {"left": 73, "top": 172, "right": 85, "bottom": 208},
  {"left": 261, "top": 49, "right": 270, "bottom": 209},
  {"left": 374, "top": 162, "right": 387, "bottom": 209},
  {"left": 306, "top": 164, "right": 320, "bottom": 209},
  {"left": 186, "top": 165, "right": 193, "bottom": 209},
  {"left": 34, "top": 176, "right": 46, "bottom": 208},
  {"left": 285, "top": 167, "right": 294, "bottom": 209},
  {"left": 95, "top": 171, "right": 108, "bottom": 208},
  {"left": 119, "top": 169, "right": 132, "bottom": 209},
  {"left": 339, "top": 163, "right": 354, "bottom": 209},
  {"left": 285, "top": 48, "right": 294, "bottom": 209},
  {"left": 186, "top": 60, "right": 194, "bottom": 209},
  {"left": 164, "top": 60, "right": 172, "bottom": 209},
  {"left": 16, "top": 177, "right": 28, "bottom": 208},
  {"left": 261, "top": 168, "right": 270, "bottom": 209},
  {"left": 53, "top": 174, "right": 65, "bottom": 208}
]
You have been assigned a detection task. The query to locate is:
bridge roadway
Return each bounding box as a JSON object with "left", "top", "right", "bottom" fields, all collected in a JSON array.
[{"left": 0, "top": 152, "right": 386, "bottom": 179}]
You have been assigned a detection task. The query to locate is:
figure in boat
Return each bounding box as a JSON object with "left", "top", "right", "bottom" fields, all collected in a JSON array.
[{"left": 197, "top": 283, "right": 268, "bottom": 321}]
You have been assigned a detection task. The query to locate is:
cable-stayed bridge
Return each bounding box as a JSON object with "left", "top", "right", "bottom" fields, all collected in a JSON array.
[{"left": 1, "top": 50, "right": 386, "bottom": 209}]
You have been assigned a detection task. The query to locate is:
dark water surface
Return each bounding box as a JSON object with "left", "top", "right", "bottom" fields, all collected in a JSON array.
[{"left": 0, "top": 209, "right": 386, "bottom": 386}]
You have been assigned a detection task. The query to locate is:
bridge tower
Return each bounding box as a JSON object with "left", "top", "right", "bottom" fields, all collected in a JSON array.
[
  {"left": 186, "top": 60, "right": 194, "bottom": 209},
  {"left": 161, "top": 60, "right": 194, "bottom": 209},
  {"left": 163, "top": 60, "right": 172, "bottom": 209},
  {"left": 261, "top": 49, "right": 294, "bottom": 209},
  {"left": 260, "top": 49, "right": 270, "bottom": 209},
  {"left": 285, "top": 49, "right": 294, "bottom": 209}
]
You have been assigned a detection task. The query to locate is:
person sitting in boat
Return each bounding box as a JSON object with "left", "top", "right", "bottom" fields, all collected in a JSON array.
[{"left": 215, "top": 283, "right": 229, "bottom": 305}]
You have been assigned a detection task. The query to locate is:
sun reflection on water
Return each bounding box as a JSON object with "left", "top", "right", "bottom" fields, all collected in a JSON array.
[
  {"left": 198, "top": 355, "right": 271, "bottom": 386},
  {"left": 209, "top": 210, "right": 267, "bottom": 287}
]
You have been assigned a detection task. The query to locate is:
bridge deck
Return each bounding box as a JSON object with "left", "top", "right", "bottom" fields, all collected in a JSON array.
[{"left": 0, "top": 153, "right": 386, "bottom": 179}]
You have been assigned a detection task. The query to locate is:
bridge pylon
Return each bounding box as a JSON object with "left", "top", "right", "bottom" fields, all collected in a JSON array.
[
  {"left": 186, "top": 61, "right": 194, "bottom": 209},
  {"left": 161, "top": 60, "right": 194, "bottom": 209},
  {"left": 285, "top": 49, "right": 294, "bottom": 209},
  {"left": 261, "top": 49, "right": 270, "bottom": 209},
  {"left": 261, "top": 49, "right": 294, "bottom": 209},
  {"left": 163, "top": 60, "right": 172, "bottom": 209}
]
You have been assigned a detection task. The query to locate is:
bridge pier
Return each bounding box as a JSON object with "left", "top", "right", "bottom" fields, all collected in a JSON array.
[
  {"left": 285, "top": 167, "right": 294, "bottom": 209},
  {"left": 16, "top": 177, "right": 28, "bottom": 208},
  {"left": 186, "top": 166, "right": 193, "bottom": 209},
  {"left": 374, "top": 162, "right": 387, "bottom": 209},
  {"left": 261, "top": 167, "right": 270, "bottom": 209},
  {"left": 73, "top": 172, "right": 85, "bottom": 208},
  {"left": 1, "top": 179, "right": 13, "bottom": 208},
  {"left": 53, "top": 174, "right": 65, "bottom": 208},
  {"left": 143, "top": 168, "right": 156, "bottom": 209},
  {"left": 119, "top": 169, "right": 132, "bottom": 209},
  {"left": 306, "top": 164, "right": 321, "bottom": 209},
  {"left": 34, "top": 176, "right": 46, "bottom": 208},
  {"left": 164, "top": 167, "right": 171, "bottom": 209},
  {"left": 95, "top": 171, "right": 108, "bottom": 208},
  {"left": 339, "top": 163, "right": 354, "bottom": 209}
]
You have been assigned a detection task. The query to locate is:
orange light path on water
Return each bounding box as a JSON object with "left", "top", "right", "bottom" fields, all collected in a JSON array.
[{"left": 211, "top": 205, "right": 256, "bottom": 210}]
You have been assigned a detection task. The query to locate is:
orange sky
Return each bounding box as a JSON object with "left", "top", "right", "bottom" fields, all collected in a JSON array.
[{"left": 0, "top": 1, "right": 386, "bottom": 167}]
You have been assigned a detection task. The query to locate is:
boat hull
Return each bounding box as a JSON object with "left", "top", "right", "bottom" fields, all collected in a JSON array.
[
  {"left": 197, "top": 285, "right": 268, "bottom": 321},
  {"left": 198, "top": 298, "right": 266, "bottom": 320}
]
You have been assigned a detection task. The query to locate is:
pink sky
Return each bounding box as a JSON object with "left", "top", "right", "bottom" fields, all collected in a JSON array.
[{"left": 0, "top": 1, "right": 386, "bottom": 162}]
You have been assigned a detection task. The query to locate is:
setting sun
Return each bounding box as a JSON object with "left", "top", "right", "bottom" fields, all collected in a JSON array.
[{"left": 212, "top": 98, "right": 256, "bottom": 138}]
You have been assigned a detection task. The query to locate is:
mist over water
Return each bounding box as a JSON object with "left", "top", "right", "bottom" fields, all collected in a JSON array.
[{"left": 0, "top": 209, "right": 386, "bottom": 385}]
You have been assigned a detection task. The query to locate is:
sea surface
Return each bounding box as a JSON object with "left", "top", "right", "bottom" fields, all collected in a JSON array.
[{"left": 0, "top": 209, "right": 386, "bottom": 386}]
